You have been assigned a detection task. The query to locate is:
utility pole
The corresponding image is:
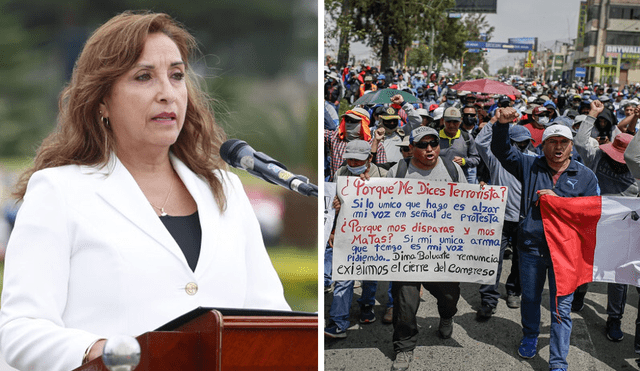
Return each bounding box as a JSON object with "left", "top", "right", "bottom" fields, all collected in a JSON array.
[
  {"left": 595, "top": 0, "right": 609, "bottom": 83},
  {"left": 428, "top": 24, "right": 435, "bottom": 73},
  {"left": 460, "top": 49, "right": 469, "bottom": 81}
]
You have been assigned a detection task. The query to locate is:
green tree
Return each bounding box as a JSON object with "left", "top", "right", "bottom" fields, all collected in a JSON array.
[
  {"left": 406, "top": 44, "right": 430, "bottom": 69},
  {"left": 326, "top": 0, "right": 356, "bottom": 68},
  {"left": 0, "top": 0, "right": 57, "bottom": 157},
  {"left": 460, "top": 13, "right": 494, "bottom": 77},
  {"left": 350, "top": 0, "right": 436, "bottom": 71}
]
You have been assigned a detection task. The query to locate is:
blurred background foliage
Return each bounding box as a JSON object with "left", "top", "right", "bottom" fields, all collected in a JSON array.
[{"left": 0, "top": 0, "right": 318, "bottom": 312}]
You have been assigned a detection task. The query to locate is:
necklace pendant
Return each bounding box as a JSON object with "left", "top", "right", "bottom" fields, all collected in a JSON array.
[{"left": 160, "top": 208, "right": 168, "bottom": 217}]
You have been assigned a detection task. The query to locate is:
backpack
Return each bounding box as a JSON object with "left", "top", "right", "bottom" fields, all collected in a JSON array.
[
  {"left": 459, "top": 129, "right": 471, "bottom": 149},
  {"left": 394, "top": 157, "right": 459, "bottom": 182}
]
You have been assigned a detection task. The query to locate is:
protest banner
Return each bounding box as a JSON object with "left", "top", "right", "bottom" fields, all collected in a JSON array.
[
  {"left": 324, "top": 182, "right": 337, "bottom": 248},
  {"left": 333, "top": 177, "right": 508, "bottom": 284}
]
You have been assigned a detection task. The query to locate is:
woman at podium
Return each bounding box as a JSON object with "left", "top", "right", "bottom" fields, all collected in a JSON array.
[{"left": 0, "top": 11, "right": 290, "bottom": 371}]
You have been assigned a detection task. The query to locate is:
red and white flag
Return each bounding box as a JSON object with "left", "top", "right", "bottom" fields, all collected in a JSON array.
[{"left": 540, "top": 195, "right": 640, "bottom": 297}]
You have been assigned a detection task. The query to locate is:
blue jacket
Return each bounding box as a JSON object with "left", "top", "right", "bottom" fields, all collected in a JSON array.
[{"left": 491, "top": 123, "right": 600, "bottom": 257}]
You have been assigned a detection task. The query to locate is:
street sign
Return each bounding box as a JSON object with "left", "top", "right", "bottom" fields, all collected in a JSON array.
[
  {"left": 508, "top": 37, "right": 537, "bottom": 53},
  {"left": 575, "top": 67, "right": 586, "bottom": 78},
  {"left": 464, "top": 41, "right": 533, "bottom": 51}
]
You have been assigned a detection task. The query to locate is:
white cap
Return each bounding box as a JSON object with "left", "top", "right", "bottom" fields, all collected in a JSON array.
[
  {"left": 432, "top": 106, "right": 445, "bottom": 120},
  {"left": 542, "top": 125, "right": 573, "bottom": 142}
]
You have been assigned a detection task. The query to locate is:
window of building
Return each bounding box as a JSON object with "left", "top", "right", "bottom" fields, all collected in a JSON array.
[
  {"left": 584, "top": 31, "right": 598, "bottom": 47},
  {"left": 610, "top": 6, "right": 640, "bottom": 20},
  {"left": 606, "top": 31, "right": 640, "bottom": 46},
  {"left": 587, "top": 5, "right": 599, "bottom": 22}
]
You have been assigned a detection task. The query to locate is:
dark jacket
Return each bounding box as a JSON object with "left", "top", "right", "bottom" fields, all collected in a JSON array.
[{"left": 491, "top": 123, "right": 600, "bottom": 257}]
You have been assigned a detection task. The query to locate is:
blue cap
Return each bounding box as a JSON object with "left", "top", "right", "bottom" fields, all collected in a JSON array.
[{"left": 509, "top": 125, "right": 532, "bottom": 142}]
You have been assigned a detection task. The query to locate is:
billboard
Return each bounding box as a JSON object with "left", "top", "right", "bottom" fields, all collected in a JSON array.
[
  {"left": 453, "top": 0, "right": 497, "bottom": 13},
  {"left": 576, "top": 2, "right": 587, "bottom": 50},
  {"left": 508, "top": 37, "right": 537, "bottom": 53},
  {"left": 605, "top": 45, "right": 640, "bottom": 60}
]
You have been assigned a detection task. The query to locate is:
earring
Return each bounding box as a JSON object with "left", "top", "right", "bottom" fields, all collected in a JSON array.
[{"left": 101, "top": 116, "right": 110, "bottom": 127}]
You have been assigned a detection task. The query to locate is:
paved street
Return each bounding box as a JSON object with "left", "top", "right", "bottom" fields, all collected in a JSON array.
[{"left": 324, "top": 259, "right": 640, "bottom": 371}]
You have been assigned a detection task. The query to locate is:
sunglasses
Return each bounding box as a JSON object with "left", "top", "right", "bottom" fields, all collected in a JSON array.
[
  {"left": 463, "top": 114, "right": 477, "bottom": 118},
  {"left": 414, "top": 140, "right": 440, "bottom": 149},
  {"left": 400, "top": 146, "right": 411, "bottom": 152}
]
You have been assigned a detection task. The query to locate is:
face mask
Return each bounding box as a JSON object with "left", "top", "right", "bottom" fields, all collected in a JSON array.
[
  {"left": 428, "top": 94, "right": 435, "bottom": 100},
  {"left": 537, "top": 116, "right": 550, "bottom": 125},
  {"left": 463, "top": 116, "right": 478, "bottom": 127},
  {"left": 345, "top": 122, "right": 361, "bottom": 141},
  {"left": 447, "top": 99, "right": 455, "bottom": 106},
  {"left": 515, "top": 141, "right": 530, "bottom": 152},
  {"left": 347, "top": 163, "right": 367, "bottom": 175},
  {"left": 382, "top": 120, "right": 398, "bottom": 134}
]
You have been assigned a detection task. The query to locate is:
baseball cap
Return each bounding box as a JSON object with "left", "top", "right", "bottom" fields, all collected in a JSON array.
[
  {"left": 600, "top": 133, "right": 633, "bottom": 164},
  {"left": 342, "top": 140, "right": 371, "bottom": 161},
  {"left": 410, "top": 126, "right": 439, "bottom": 144},
  {"left": 532, "top": 106, "right": 549, "bottom": 116},
  {"left": 443, "top": 107, "right": 462, "bottom": 122},
  {"left": 498, "top": 95, "right": 512, "bottom": 104},
  {"left": 509, "top": 125, "right": 532, "bottom": 142},
  {"left": 415, "top": 108, "right": 432, "bottom": 119},
  {"left": 344, "top": 107, "right": 370, "bottom": 121},
  {"left": 541, "top": 125, "right": 573, "bottom": 142},
  {"left": 552, "top": 116, "right": 576, "bottom": 134},
  {"left": 379, "top": 106, "right": 400, "bottom": 120},
  {"left": 432, "top": 106, "right": 445, "bottom": 120},
  {"left": 396, "top": 135, "right": 411, "bottom": 148}
]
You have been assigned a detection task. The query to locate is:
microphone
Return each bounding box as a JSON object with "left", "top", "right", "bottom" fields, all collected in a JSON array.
[{"left": 220, "top": 139, "right": 318, "bottom": 197}]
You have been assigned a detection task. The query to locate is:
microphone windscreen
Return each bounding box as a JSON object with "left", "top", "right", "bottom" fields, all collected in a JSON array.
[{"left": 219, "top": 139, "right": 247, "bottom": 168}]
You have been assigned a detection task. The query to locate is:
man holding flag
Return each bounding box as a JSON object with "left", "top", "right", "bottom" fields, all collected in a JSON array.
[{"left": 491, "top": 107, "right": 600, "bottom": 371}]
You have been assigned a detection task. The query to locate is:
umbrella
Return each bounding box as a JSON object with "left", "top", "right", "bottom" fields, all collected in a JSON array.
[
  {"left": 451, "top": 79, "right": 521, "bottom": 97},
  {"left": 353, "top": 88, "right": 421, "bottom": 106}
]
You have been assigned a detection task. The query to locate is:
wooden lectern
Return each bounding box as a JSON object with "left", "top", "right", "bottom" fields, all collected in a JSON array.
[{"left": 73, "top": 307, "right": 318, "bottom": 371}]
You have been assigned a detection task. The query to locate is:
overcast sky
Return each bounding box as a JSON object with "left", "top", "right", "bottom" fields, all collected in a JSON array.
[
  {"left": 324, "top": 0, "right": 586, "bottom": 74},
  {"left": 483, "top": 0, "right": 584, "bottom": 72}
]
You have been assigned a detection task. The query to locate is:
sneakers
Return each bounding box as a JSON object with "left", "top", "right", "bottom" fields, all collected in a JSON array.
[
  {"left": 359, "top": 305, "right": 376, "bottom": 324},
  {"left": 438, "top": 317, "right": 454, "bottom": 339},
  {"left": 324, "top": 324, "right": 347, "bottom": 339},
  {"left": 391, "top": 350, "right": 413, "bottom": 371},
  {"left": 382, "top": 307, "right": 393, "bottom": 324},
  {"left": 507, "top": 294, "right": 521, "bottom": 308},
  {"left": 476, "top": 304, "right": 497, "bottom": 321},
  {"left": 606, "top": 318, "right": 624, "bottom": 342},
  {"left": 518, "top": 336, "right": 538, "bottom": 359}
]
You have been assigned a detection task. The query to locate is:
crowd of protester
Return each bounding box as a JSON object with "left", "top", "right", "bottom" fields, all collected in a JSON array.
[{"left": 324, "top": 64, "right": 640, "bottom": 371}]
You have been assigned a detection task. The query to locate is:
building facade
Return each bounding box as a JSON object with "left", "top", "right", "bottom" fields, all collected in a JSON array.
[{"left": 571, "top": 0, "right": 640, "bottom": 86}]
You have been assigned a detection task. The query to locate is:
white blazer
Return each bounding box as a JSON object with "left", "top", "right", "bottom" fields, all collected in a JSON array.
[{"left": 0, "top": 155, "right": 290, "bottom": 371}]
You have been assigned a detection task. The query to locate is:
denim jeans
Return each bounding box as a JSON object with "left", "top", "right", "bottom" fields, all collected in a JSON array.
[
  {"left": 324, "top": 246, "right": 332, "bottom": 288},
  {"left": 479, "top": 220, "right": 520, "bottom": 307},
  {"left": 607, "top": 283, "right": 628, "bottom": 319},
  {"left": 328, "top": 280, "right": 378, "bottom": 331},
  {"left": 519, "top": 251, "right": 573, "bottom": 370}
]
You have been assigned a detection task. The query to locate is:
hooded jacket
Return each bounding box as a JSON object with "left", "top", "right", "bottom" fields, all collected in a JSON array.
[
  {"left": 590, "top": 108, "right": 616, "bottom": 141},
  {"left": 491, "top": 122, "right": 600, "bottom": 257}
]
